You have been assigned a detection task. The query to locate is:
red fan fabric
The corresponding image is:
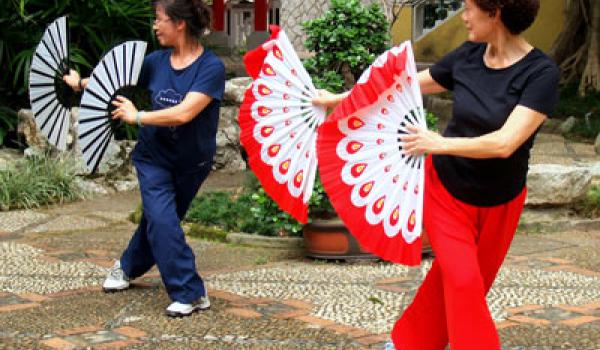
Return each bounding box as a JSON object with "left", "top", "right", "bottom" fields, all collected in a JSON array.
[{"left": 243, "top": 25, "right": 281, "bottom": 80}]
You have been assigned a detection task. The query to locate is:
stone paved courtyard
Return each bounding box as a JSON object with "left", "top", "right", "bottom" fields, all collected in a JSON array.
[
  {"left": 0, "top": 189, "right": 599, "bottom": 350},
  {"left": 0, "top": 132, "right": 599, "bottom": 350}
]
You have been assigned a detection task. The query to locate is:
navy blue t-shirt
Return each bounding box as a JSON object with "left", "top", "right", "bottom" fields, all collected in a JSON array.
[
  {"left": 429, "top": 42, "right": 560, "bottom": 206},
  {"left": 134, "top": 48, "right": 225, "bottom": 171}
]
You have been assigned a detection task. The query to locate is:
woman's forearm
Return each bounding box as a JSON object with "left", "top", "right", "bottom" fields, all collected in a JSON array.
[
  {"left": 139, "top": 105, "right": 195, "bottom": 127},
  {"left": 403, "top": 106, "right": 546, "bottom": 160},
  {"left": 437, "top": 131, "right": 512, "bottom": 159}
]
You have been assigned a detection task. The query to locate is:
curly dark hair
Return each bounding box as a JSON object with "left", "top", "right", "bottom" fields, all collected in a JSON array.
[
  {"left": 153, "top": 0, "right": 211, "bottom": 39},
  {"left": 473, "top": 0, "right": 540, "bottom": 35}
]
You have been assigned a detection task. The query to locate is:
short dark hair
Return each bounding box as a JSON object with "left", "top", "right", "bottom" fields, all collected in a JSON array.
[
  {"left": 473, "top": 0, "right": 540, "bottom": 35},
  {"left": 153, "top": 0, "right": 211, "bottom": 39}
]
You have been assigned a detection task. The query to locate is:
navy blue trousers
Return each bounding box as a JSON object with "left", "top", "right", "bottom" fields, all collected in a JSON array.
[{"left": 120, "top": 154, "right": 211, "bottom": 303}]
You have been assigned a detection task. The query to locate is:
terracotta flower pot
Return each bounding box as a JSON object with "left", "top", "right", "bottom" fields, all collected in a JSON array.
[
  {"left": 303, "top": 218, "right": 432, "bottom": 260},
  {"left": 303, "top": 218, "right": 376, "bottom": 260}
]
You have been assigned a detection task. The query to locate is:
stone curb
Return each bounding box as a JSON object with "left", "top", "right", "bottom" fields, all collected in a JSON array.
[
  {"left": 226, "top": 232, "right": 304, "bottom": 249},
  {"left": 519, "top": 216, "right": 600, "bottom": 232},
  {"left": 519, "top": 208, "right": 600, "bottom": 233}
]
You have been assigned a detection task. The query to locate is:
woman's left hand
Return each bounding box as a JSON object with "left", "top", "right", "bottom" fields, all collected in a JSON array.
[
  {"left": 401, "top": 124, "right": 446, "bottom": 156},
  {"left": 111, "top": 96, "right": 138, "bottom": 124}
]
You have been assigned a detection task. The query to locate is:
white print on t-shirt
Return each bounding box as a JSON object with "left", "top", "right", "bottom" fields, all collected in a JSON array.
[{"left": 155, "top": 89, "right": 183, "bottom": 109}]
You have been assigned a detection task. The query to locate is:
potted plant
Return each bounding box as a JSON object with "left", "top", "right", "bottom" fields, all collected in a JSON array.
[{"left": 303, "top": 176, "right": 380, "bottom": 260}]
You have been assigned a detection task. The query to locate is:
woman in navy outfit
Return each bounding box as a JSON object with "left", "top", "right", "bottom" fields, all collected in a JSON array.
[
  {"left": 64, "top": 0, "right": 225, "bottom": 317},
  {"left": 314, "top": 0, "right": 559, "bottom": 348}
]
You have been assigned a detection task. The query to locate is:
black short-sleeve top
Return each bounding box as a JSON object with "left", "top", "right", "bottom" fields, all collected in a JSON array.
[{"left": 429, "top": 41, "right": 560, "bottom": 206}]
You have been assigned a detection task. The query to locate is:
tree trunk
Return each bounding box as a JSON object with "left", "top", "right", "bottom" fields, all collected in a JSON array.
[
  {"left": 549, "top": 0, "right": 588, "bottom": 64},
  {"left": 579, "top": 0, "right": 600, "bottom": 95},
  {"left": 550, "top": 0, "right": 599, "bottom": 96}
]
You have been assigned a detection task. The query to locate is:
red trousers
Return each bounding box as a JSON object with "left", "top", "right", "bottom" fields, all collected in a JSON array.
[{"left": 391, "top": 156, "right": 526, "bottom": 350}]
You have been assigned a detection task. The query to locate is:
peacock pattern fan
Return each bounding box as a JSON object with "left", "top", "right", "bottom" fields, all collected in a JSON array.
[
  {"left": 317, "top": 42, "right": 426, "bottom": 265},
  {"left": 239, "top": 26, "right": 326, "bottom": 223}
]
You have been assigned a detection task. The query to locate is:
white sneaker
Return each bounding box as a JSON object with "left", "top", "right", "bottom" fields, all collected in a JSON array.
[
  {"left": 384, "top": 340, "right": 396, "bottom": 350},
  {"left": 165, "top": 295, "right": 211, "bottom": 317},
  {"left": 102, "top": 260, "right": 130, "bottom": 292}
]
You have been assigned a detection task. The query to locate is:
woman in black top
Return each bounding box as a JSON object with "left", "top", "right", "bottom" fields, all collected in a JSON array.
[{"left": 314, "top": 0, "right": 559, "bottom": 349}]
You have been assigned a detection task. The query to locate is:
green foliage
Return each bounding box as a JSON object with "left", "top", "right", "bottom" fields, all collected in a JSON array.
[
  {"left": 425, "top": 109, "right": 439, "bottom": 132},
  {"left": 573, "top": 184, "right": 600, "bottom": 218},
  {"left": 242, "top": 188, "right": 304, "bottom": 236},
  {"left": 302, "top": 0, "right": 389, "bottom": 92},
  {"left": 186, "top": 223, "right": 229, "bottom": 243},
  {"left": 0, "top": 106, "right": 17, "bottom": 146},
  {"left": 556, "top": 83, "right": 600, "bottom": 119},
  {"left": 186, "top": 172, "right": 336, "bottom": 237},
  {"left": 254, "top": 256, "right": 268, "bottom": 265},
  {"left": 557, "top": 83, "right": 600, "bottom": 141},
  {"left": 308, "top": 176, "right": 335, "bottom": 220},
  {"left": 0, "top": 154, "right": 82, "bottom": 210},
  {"left": 0, "top": 0, "right": 157, "bottom": 145},
  {"left": 185, "top": 188, "right": 304, "bottom": 237},
  {"left": 128, "top": 203, "right": 143, "bottom": 224},
  {"left": 185, "top": 191, "right": 252, "bottom": 232}
]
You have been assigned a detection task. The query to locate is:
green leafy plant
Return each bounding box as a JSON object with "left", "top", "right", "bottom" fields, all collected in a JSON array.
[
  {"left": 425, "top": 109, "right": 439, "bottom": 132},
  {"left": 241, "top": 187, "right": 304, "bottom": 236},
  {"left": 302, "top": 0, "right": 389, "bottom": 92},
  {"left": 0, "top": 154, "right": 82, "bottom": 210},
  {"left": 185, "top": 172, "right": 322, "bottom": 237},
  {"left": 185, "top": 190, "right": 252, "bottom": 232}
]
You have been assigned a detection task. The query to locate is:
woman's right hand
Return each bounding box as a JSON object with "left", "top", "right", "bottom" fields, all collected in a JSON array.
[
  {"left": 312, "top": 89, "right": 348, "bottom": 109},
  {"left": 63, "top": 69, "right": 82, "bottom": 92}
]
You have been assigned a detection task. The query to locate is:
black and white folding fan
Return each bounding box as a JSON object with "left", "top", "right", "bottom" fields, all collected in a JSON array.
[
  {"left": 78, "top": 41, "right": 147, "bottom": 173},
  {"left": 28, "top": 16, "right": 72, "bottom": 150}
]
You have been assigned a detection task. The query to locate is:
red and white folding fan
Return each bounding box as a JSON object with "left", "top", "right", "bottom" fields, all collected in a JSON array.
[
  {"left": 239, "top": 26, "right": 327, "bottom": 223},
  {"left": 317, "top": 42, "right": 426, "bottom": 265},
  {"left": 29, "top": 16, "right": 71, "bottom": 151}
]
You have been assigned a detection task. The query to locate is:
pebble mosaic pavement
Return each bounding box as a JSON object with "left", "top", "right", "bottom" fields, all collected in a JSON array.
[{"left": 0, "top": 189, "right": 598, "bottom": 349}]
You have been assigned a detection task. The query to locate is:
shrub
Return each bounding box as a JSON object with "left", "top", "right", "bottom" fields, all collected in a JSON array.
[
  {"left": 185, "top": 185, "right": 304, "bottom": 237},
  {"left": 240, "top": 188, "right": 304, "bottom": 236},
  {"left": 302, "top": 0, "right": 389, "bottom": 92},
  {"left": 0, "top": 154, "right": 82, "bottom": 210},
  {"left": 185, "top": 190, "right": 252, "bottom": 232}
]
